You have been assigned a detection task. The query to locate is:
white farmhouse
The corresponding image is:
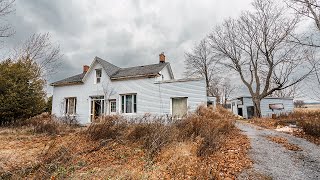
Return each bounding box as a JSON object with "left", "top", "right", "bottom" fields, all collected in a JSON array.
[
  {"left": 231, "top": 96, "right": 294, "bottom": 119},
  {"left": 51, "top": 53, "right": 207, "bottom": 124}
]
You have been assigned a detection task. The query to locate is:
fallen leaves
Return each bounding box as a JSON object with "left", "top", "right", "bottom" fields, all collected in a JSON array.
[{"left": 266, "top": 136, "right": 302, "bottom": 151}]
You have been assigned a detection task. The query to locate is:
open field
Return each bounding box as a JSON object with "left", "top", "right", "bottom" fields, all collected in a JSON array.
[{"left": 0, "top": 106, "right": 251, "bottom": 179}]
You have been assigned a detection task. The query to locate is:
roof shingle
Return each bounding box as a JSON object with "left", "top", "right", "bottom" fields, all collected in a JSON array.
[
  {"left": 110, "top": 62, "right": 168, "bottom": 80},
  {"left": 51, "top": 57, "right": 169, "bottom": 86}
]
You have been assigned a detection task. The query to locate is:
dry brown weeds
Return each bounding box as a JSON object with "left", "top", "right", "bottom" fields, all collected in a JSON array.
[{"left": 0, "top": 106, "right": 252, "bottom": 179}]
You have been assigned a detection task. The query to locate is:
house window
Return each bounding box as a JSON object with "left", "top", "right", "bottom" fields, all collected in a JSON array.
[
  {"left": 109, "top": 100, "right": 116, "bottom": 113},
  {"left": 65, "top": 97, "right": 76, "bottom": 115},
  {"left": 121, "top": 94, "right": 137, "bottom": 113},
  {"left": 269, "top": 103, "right": 284, "bottom": 110},
  {"left": 96, "top": 69, "right": 102, "bottom": 83}
]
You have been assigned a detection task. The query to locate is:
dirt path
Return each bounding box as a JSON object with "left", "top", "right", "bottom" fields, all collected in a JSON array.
[{"left": 236, "top": 121, "right": 320, "bottom": 180}]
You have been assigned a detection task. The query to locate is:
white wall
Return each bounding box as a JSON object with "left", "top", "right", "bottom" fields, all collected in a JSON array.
[
  {"left": 155, "top": 64, "right": 173, "bottom": 81},
  {"left": 231, "top": 97, "right": 294, "bottom": 118},
  {"left": 52, "top": 62, "right": 207, "bottom": 124}
]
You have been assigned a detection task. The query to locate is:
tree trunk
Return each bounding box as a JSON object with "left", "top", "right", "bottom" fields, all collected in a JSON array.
[{"left": 252, "top": 98, "right": 262, "bottom": 118}]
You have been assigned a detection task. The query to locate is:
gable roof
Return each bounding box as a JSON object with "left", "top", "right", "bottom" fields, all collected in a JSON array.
[
  {"left": 111, "top": 62, "right": 169, "bottom": 80},
  {"left": 95, "top": 57, "right": 120, "bottom": 77},
  {"left": 50, "top": 72, "right": 86, "bottom": 86},
  {"left": 50, "top": 57, "right": 172, "bottom": 86}
]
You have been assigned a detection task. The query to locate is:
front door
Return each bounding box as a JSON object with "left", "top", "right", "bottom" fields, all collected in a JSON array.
[
  {"left": 90, "top": 96, "right": 105, "bottom": 122},
  {"left": 172, "top": 97, "right": 188, "bottom": 118}
]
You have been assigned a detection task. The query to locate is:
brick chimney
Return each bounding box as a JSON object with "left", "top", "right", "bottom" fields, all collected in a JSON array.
[
  {"left": 83, "top": 65, "right": 89, "bottom": 73},
  {"left": 159, "top": 52, "right": 165, "bottom": 63}
]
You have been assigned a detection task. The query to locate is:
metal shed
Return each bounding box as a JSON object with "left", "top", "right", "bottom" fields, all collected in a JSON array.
[{"left": 230, "top": 96, "right": 294, "bottom": 119}]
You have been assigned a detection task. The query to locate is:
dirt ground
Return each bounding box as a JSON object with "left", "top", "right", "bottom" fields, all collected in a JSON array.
[{"left": 0, "top": 126, "right": 251, "bottom": 179}]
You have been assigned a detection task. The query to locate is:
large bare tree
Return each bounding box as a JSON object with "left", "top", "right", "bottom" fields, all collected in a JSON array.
[
  {"left": 209, "top": 0, "right": 315, "bottom": 117},
  {"left": 184, "top": 38, "right": 222, "bottom": 101}
]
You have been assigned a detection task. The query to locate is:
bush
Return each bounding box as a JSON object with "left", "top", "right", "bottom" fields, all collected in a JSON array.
[
  {"left": 299, "top": 119, "right": 320, "bottom": 137},
  {"left": 177, "top": 106, "right": 235, "bottom": 156},
  {"left": 127, "top": 122, "right": 178, "bottom": 158},
  {"left": 278, "top": 110, "right": 320, "bottom": 137},
  {"left": 25, "top": 113, "right": 80, "bottom": 135},
  {"left": 27, "top": 113, "right": 61, "bottom": 135},
  {"left": 86, "top": 115, "right": 127, "bottom": 140},
  {"left": 86, "top": 106, "right": 235, "bottom": 157}
]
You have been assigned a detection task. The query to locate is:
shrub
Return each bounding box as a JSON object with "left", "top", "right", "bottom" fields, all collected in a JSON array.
[
  {"left": 277, "top": 110, "right": 320, "bottom": 137},
  {"left": 27, "top": 113, "right": 61, "bottom": 135},
  {"left": 86, "top": 115, "right": 127, "bottom": 140},
  {"left": 177, "top": 106, "right": 235, "bottom": 156},
  {"left": 299, "top": 119, "right": 320, "bottom": 137},
  {"left": 128, "top": 122, "right": 178, "bottom": 158}
]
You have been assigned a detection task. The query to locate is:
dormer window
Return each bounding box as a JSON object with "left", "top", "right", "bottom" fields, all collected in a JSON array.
[{"left": 96, "top": 69, "right": 102, "bottom": 83}]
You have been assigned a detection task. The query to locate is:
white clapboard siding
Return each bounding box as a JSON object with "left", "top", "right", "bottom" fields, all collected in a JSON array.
[{"left": 52, "top": 62, "right": 207, "bottom": 124}]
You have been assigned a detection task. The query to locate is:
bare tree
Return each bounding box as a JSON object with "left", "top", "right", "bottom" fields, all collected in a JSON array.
[
  {"left": 272, "top": 83, "right": 303, "bottom": 98},
  {"left": 0, "top": 0, "right": 15, "bottom": 39},
  {"left": 286, "top": 0, "right": 320, "bottom": 30},
  {"left": 294, "top": 100, "right": 305, "bottom": 107},
  {"left": 184, "top": 38, "right": 221, "bottom": 98},
  {"left": 102, "top": 81, "right": 116, "bottom": 115},
  {"left": 209, "top": 0, "right": 315, "bottom": 117},
  {"left": 221, "top": 78, "right": 238, "bottom": 106},
  {"left": 14, "top": 33, "right": 62, "bottom": 78}
]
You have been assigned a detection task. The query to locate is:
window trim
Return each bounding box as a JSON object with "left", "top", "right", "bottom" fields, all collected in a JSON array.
[
  {"left": 120, "top": 94, "right": 137, "bottom": 114},
  {"left": 95, "top": 69, "right": 102, "bottom": 84},
  {"left": 109, "top": 99, "right": 117, "bottom": 114},
  {"left": 65, "top": 97, "right": 77, "bottom": 116}
]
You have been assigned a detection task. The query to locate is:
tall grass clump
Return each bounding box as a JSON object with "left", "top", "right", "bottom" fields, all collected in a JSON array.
[
  {"left": 86, "top": 115, "right": 127, "bottom": 140},
  {"left": 176, "top": 106, "right": 235, "bottom": 156},
  {"left": 280, "top": 110, "right": 320, "bottom": 137},
  {"left": 85, "top": 106, "right": 236, "bottom": 158}
]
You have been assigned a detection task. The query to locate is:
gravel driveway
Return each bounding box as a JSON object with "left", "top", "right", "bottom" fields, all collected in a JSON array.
[{"left": 236, "top": 121, "right": 320, "bottom": 180}]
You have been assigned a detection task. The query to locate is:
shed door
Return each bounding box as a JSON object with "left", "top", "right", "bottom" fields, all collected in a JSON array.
[{"left": 172, "top": 97, "right": 188, "bottom": 118}]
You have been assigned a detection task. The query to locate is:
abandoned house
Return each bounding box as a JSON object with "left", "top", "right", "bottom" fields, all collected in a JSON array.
[
  {"left": 50, "top": 53, "right": 207, "bottom": 124},
  {"left": 231, "top": 96, "right": 294, "bottom": 119}
]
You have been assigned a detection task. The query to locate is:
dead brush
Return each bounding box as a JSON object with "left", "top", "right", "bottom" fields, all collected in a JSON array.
[
  {"left": 27, "top": 113, "right": 62, "bottom": 135},
  {"left": 86, "top": 115, "right": 127, "bottom": 141},
  {"left": 277, "top": 110, "right": 320, "bottom": 137},
  {"left": 127, "top": 119, "right": 179, "bottom": 159},
  {"left": 177, "top": 105, "right": 235, "bottom": 156}
]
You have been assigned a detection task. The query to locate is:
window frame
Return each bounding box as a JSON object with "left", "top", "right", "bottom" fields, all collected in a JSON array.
[
  {"left": 120, "top": 94, "right": 137, "bottom": 114},
  {"left": 95, "top": 69, "right": 102, "bottom": 84},
  {"left": 65, "top": 97, "right": 77, "bottom": 115},
  {"left": 109, "top": 99, "right": 117, "bottom": 114}
]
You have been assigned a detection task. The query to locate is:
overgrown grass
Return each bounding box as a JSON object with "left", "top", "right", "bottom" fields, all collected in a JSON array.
[
  {"left": 85, "top": 105, "right": 235, "bottom": 158},
  {"left": 25, "top": 113, "right": 80, "bottom": 135},
  {"left": 251, "top": 109, "right": 320, "bottom": 138},
  {"left": 279, "top": 110, "right": 320, "bottom": 137},
  {"left": 1, "top": 105, "right": 242, "bottom": 179}
]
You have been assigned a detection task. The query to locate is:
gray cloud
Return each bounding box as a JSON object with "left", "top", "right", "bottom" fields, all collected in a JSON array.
[{"left": 3, "top": 0, "right": 254, "bottom": 94}]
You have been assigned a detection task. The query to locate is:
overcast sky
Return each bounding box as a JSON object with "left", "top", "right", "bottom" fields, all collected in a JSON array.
[
  {"left": 5, "top": 0, "right": 253, "bottom": 82},
  {"left": 4, "top": 0, "right": 317, "bottom": 101}
]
